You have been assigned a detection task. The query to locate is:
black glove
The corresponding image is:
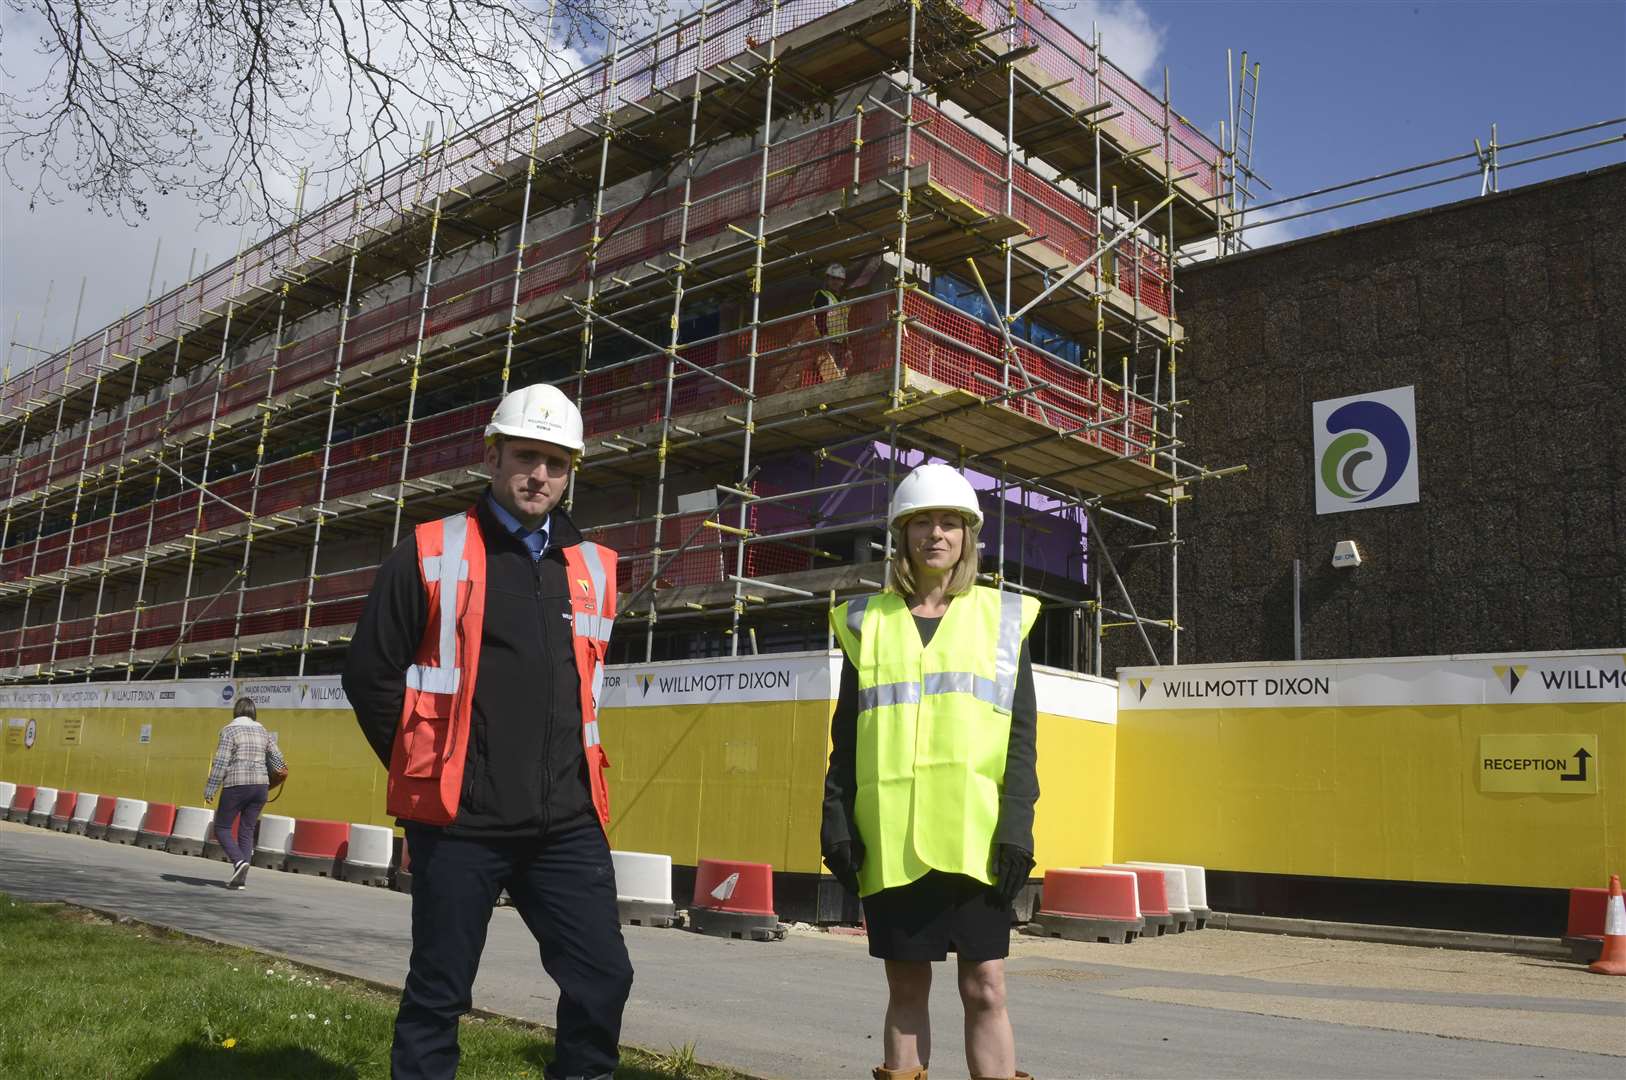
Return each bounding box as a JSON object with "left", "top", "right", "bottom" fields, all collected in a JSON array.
[
  {"left": 823, "top": 838, "right": 864, "bottom": 895},
  {"left": 992, "top": 843, "right": 1035, "bottom": 907}
]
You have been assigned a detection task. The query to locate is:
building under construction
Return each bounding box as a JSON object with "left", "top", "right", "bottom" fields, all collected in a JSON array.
[{"left": 0, "top": 0, "right": 1244, "bottom": 684}]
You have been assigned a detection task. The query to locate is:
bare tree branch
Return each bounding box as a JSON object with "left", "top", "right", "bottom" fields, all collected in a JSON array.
[{"left": 0, "top": 0, "right": 667, "bottom": 227}]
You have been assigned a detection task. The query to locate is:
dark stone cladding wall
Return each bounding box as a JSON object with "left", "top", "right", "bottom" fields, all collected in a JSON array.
[{"left": 1103, "top": 163, "right": 1626, "bottom": 672}]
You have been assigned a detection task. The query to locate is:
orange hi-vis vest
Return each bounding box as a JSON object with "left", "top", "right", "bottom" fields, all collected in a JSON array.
[{"left": 386, "top": 508, "right": 618, "bottom": 830}]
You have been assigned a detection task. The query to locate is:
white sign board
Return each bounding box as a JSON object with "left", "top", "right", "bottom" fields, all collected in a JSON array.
[
  {"left": 601, "top": 653, "right": 835, "bottom": 709},
  {"left": 1120, "top": 650, "right": 1626, "bottom": 710},
  {"left": 1313, "top": 385, "right": 1420, "bottom": 515}
]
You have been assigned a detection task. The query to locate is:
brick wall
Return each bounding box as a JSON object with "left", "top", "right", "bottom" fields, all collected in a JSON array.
[{"left": 1105, "top": 163, "right": 1626, "bottom": 669}]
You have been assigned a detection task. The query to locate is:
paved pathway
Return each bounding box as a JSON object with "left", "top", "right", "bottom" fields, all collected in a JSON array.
[{"left": 2, "top": 821, "right": 1622, "bottom": 1078}]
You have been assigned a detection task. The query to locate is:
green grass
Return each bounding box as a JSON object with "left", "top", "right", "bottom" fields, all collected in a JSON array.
[{"left": 0, "top": 893, "right": 742, "bottom": 1080}]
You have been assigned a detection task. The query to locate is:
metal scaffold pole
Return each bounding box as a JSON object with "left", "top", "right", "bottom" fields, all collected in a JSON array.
[
  {"left": 1165, "top": 65, "right": 1182, "bottom": 665},
  {"left": 0, "top": 313, "right": 31, "bottom": 556},
  {"left": 297, "top": 198, "right": 366, "bottom": 671},
  {"left": 126, "top": 250, "right": 200, "bottom": 679},
  {"left": 497, "top": 0, "right": 559, "bottom": 395},
  {"left": 46, "top": 320, "right": 110, "bottom": 676},
  {"left": 879, "top": 0, "right": 924, "bottom": 589},
  {"left": 391, "top": 126, "right": 455, "bottom": 546},
  {"left": 568, "top": 17, "right": 627, "bottom": 516},
  {"left": 85, "top": 326, "right": 151, "bottom": 669},
  {"left": 646, "top": 2, "right": 713, "bottom": 661},
  {"left": 13, "top": 281, "right": 78, "bottom": 672},
  {"left": 728, "top": 0, "right": 782, "bottom": 655},
  {"left": 227, "top": 278, "right": 294, "bottom": 675},
  {"left": 172, "top": 234, "right": 250, "bottom": 678}
]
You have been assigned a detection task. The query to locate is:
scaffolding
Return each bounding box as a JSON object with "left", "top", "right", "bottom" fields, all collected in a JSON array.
[{"left": 0, "top": 0, "right": 1241, "bottom": 683}]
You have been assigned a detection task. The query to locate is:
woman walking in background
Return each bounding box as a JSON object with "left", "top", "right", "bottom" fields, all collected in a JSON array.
[
  {"left": 823, "top": 461, "right": 1040, "bottom": 1080},
  {"left": 204, "top": 697, "right": 287, "bottom": 890}
]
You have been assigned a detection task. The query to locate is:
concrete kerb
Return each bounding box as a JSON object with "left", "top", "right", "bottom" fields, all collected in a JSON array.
[{"left": 1209, "top": 912, "right": 1574, "bottom": 959}]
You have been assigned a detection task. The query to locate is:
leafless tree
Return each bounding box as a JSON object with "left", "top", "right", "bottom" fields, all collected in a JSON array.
[{"left": 0, "top": 0, "right": 658, "bottom": 225}]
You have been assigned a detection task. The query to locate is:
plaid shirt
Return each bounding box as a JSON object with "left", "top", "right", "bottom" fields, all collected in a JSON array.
[{"left": 204, "top": 718, "right": 287, "bottom": 799}]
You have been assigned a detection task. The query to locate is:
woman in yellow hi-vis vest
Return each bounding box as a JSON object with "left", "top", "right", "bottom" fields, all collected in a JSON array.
[{"left": 823, "top": 462, "right": 1040, "bottom": 1080}]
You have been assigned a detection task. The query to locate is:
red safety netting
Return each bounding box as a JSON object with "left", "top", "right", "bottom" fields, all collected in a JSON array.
[
  {"left": 4, "top": 564, "right": 379, "bottom": 667},
  {"left": 5, "top": 0, "right": 1211, "bottom": 428},
  {"left": 3, "top": 284, "right": 1157, "bottom": 586},
  {"left": 7, "top": 98, "right": 1176, "bottom": 508}
]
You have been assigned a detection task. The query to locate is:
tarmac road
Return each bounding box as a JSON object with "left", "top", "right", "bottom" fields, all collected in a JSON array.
[{"left": 2, "top": 821, "right": 1622, "bottom": 1078}]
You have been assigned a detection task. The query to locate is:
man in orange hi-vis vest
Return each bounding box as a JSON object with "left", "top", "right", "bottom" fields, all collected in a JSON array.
[{"left": 344, "top": 383, "right": 628, "bottom": 1080}]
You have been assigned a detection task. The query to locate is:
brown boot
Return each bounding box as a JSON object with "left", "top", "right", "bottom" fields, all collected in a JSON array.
[{"left": 872, "top": 1067, "right": 927, "bottom": 1080}]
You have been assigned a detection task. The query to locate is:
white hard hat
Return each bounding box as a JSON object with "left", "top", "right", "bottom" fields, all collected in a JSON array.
[
  {"left": 485, "top": 382, "right": 584, "bottom": 453},
  {"left": 888, "top": 463, "right": 983, "bottom": 531},
  {"left": 824, "top": 262, "right": 846, "bottom": 280}
]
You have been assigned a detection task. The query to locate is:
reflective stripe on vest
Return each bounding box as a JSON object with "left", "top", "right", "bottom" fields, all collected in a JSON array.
[
  {"left": 574, "top": 541, "right": 614, "bottom": 642},
  {"left": 850, "top": 591, "right": 1027, "bottom": 716},
  {"left": 560, "top": 539, "right": 618, "bottom": 827},
  {"left": 406, "top": 512, "right": 469, "bottom": 695},
  {"left": 828, "top": 586, "right": 1039, "bottom": 895}
]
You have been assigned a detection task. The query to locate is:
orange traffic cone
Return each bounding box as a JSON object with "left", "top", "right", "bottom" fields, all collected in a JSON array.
[{"left": 1588, "top": 874, "right": 1626, "bottom": 976}]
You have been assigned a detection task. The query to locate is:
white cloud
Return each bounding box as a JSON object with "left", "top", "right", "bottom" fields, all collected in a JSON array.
[
  {"left": 1240, "top": 199, "right": 1326, "bottom": 249},
  {"left": 1048, "top": 1, "right": 1167, "bottom": 86}
]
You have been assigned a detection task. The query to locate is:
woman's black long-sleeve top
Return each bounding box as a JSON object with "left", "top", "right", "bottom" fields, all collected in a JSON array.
[{"left": 819, "top": 612, "right": 1040, "bottom": 860}]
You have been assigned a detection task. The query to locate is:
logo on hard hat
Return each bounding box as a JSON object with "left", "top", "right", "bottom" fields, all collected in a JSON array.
[{"left": 1312, "top": 386, "right": 1419, "bottom": 516}]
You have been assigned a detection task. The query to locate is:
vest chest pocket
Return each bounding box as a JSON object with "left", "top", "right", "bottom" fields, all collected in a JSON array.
[{"left": 401, "top": 692, "right": 453, "bottom": 778}]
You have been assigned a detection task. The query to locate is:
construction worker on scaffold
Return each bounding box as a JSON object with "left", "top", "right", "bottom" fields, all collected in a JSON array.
[
  {"left": 824, "top": 461, "right": 1041, "bottom": 1080},
  {"left": 344, "top": 383, "right": 630, "bottom": 1080}
]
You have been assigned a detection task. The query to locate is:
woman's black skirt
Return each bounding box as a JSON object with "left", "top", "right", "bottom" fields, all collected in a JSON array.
[{"left": 861, "top": 870, "right": 1011, "bottom": 962}]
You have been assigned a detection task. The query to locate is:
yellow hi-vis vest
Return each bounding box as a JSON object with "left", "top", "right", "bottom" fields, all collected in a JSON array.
[{"left": 830, "top": 586, "right": 1039, "bottom": 896}]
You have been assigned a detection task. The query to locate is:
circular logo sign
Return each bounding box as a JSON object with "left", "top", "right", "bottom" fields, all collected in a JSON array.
[
  {"left": 1318, "top": 399, "right": 1413, "bottom": 505},
  {"left": 23, "top": 718, "right": 37, "bottom": 749}
]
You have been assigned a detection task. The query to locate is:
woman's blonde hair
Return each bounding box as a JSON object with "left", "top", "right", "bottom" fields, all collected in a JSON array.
[{"left": 887, "top": 513, "right": 981, "bottom": 599}]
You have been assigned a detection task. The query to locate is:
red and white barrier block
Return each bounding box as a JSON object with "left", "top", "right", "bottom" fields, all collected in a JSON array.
[{"left": 1024, "top": 868, "right": 1145, "bottom": 944}]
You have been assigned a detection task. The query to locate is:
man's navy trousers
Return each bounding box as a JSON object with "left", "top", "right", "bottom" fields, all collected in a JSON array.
[{"left": 392, "top": 819, "right": 633, "bottom": 1080}]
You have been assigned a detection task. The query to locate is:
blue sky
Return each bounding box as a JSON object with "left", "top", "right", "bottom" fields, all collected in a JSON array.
[
  {"left": 4, "top": 0, "right": 1624, "bottom": 360},
  {"left": 1138, "top": 0, "right": 1626, "bottom": 243}
]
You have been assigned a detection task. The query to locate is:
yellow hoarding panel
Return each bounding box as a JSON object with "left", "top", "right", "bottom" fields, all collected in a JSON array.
[
  {"left": 1116, "top": 652, "right": 1624, "bottom": 891},
  {"left": 600, "top": 655, "right": 1119, "bottom": 876},
  {"left": 3, "top": 656, "right": 1115, "bottom": 883}
]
